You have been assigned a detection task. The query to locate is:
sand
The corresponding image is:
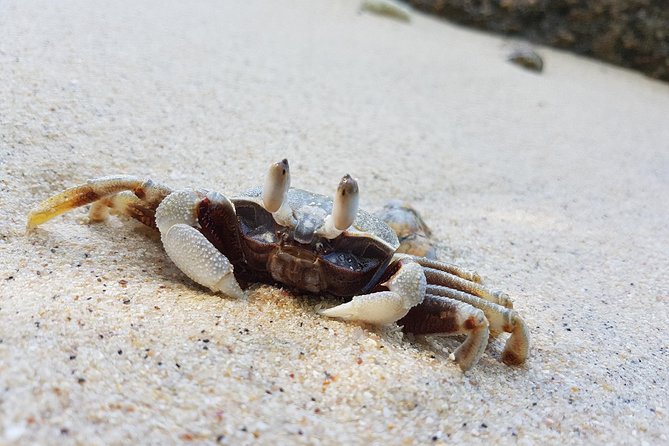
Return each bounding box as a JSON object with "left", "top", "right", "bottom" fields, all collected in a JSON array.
[{"left": 1, "top": 0, "right": 668, "bottom": 444}]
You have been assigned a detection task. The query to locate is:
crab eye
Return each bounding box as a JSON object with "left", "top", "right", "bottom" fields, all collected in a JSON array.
[
  {"left": 332, "top": 174, "right": 359, "bottom": 230},
  {"left": 263, "top": 159, "right": 290, "bottom": 213}
]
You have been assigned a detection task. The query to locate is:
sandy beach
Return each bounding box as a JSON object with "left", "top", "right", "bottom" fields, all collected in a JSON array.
[{"left": 1, "top": 0, "right": 668, "bottom": 444}]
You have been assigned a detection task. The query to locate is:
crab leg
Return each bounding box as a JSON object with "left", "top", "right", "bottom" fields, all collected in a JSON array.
[
  {"left": 89, "top": 191, "right": 138, "bottom": 222},
  {"left": 420, "top": 263, "right": 513, "bottom": 309},
  {"left": 411, "top": 256, "right": 482, "bottom": 284},
  {"left": 88, "top": 190, "right": 161, "bottom": 228},
  {"left": 155, "top": 190, "right": 244, "bottom": 299},
  {"left": 399, "top": 293, "right": 490, "bottom": 371},
  {"left": 27, "top": 175, "right": 171, "bottom": 230},
  {"left": 319, "top": 261, "right": 426, "bottom": 326},
  {"left": 425, "top": 285, "right": 529, "bottom": 366}
]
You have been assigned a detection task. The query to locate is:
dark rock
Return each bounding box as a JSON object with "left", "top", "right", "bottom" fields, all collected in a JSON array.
[{"left": 402, "top": 0, "right": 669, "bottom": 82}]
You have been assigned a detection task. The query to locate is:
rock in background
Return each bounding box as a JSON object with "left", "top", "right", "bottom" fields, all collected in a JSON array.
[{"left": 403, "top": 0, "right": 669, "bottom": 81}]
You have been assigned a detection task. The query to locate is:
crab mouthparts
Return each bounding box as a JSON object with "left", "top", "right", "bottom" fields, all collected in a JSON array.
[
  {"left": 291, "top": 204, "right": 328, "bottom": 245},
  {"left": 293, "top": 214, "right": 320, "bottom": 244}
]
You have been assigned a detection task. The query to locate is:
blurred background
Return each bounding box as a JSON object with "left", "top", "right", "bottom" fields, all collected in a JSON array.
[{"left": 402, "top": 0, "right": 669, "bottom": 81}]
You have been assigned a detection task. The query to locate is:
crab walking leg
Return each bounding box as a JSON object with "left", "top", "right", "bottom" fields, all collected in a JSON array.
[
  {"left": 319, "top": 261, "right": 427, "bottom": 325},
  {"left": 27, "top": 175, "right": 171, "bottom": 230},
  {"left": 89, "top": 179, "right": 172, "bottom": 228},
  {"left": 422, "top": 265, "right": 514, "bottom": 309},
  {"left": 399, "top": 294, "right": 490, "bottom": 371},
  {"left": 155, "top": 190, "right": 244, "bottom": 299},
  {"left": 89, "top": 191, "right": 159, "bottom": 228},
  {"left": 89, "top": 193, "right": 131, "bottom": 222},
  {"left": 427, "top": 285, "right": 529, "bottom": 365},
  {"left": 411, "top": 256, "right": 482, "bottom": 284}
]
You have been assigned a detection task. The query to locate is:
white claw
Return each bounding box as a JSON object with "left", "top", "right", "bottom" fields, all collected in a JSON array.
[
  {"left": 263, "top": 158, "right": 290, "bottom": 213},
  {"left": 318, "top": 291, "right": 408, "bottom": 325},
  {"left": 332, "top": 174, "right": 359, "bottom": 230},
  {"left": 213, "top": 272, "right": 245, "bottom": 300},
  {"left": 319, "top": 261, "right": 426, "bottom": 326},
  {"left": 383, "top": 261, "right": 426, "bottom": 309},
  {"left": 161, "top": 224, "right": 244, "bottom": 299}
]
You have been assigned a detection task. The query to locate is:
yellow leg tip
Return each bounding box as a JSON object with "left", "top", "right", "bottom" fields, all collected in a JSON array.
[{"left": 26, "top": 212, "right": 46, "bottom": 232}]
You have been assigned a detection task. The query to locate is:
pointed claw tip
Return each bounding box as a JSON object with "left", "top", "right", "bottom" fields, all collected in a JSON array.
[
  {"left": 215, "top": 274, "right": 245, "bottom": 299},
  {"left": 318, "top": 302, "right": 354, "bottom": 320}
]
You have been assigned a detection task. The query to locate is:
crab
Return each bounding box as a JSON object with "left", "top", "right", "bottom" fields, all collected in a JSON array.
[{"left": 27, "top": 159, "right": 529, "bottom": 370}]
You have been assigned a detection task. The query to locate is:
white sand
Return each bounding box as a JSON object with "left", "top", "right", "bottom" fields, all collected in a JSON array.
[{"left": 1, "top": 0, "right": 668, "bottom": 444}]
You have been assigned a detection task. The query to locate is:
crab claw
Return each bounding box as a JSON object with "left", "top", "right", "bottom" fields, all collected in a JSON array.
[
  {"left": 319, "top": 261, "right": 426, "bottom": 325},
  {"left": 263, "top": 158, "right": 290, "bottom": 213},
  {"left": 319, "top": 291, "right": 409, "bottom": 325},
  {"left": 161, "top": 223, "right": 245, "bottom": 299},
  {"left": 332, "top": 174, "right": 359, "bottom": 231}
]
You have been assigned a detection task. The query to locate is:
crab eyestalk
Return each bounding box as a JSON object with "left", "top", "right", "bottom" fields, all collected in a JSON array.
[
  {"left": 332, "top": 174, "right": 359, "bottom": 230},
  {"left": 315, "top": 174, "right": 360, "bottom": 240},
  {"left": 263, "top": 158, "right": 290, "bottom": 213}
]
